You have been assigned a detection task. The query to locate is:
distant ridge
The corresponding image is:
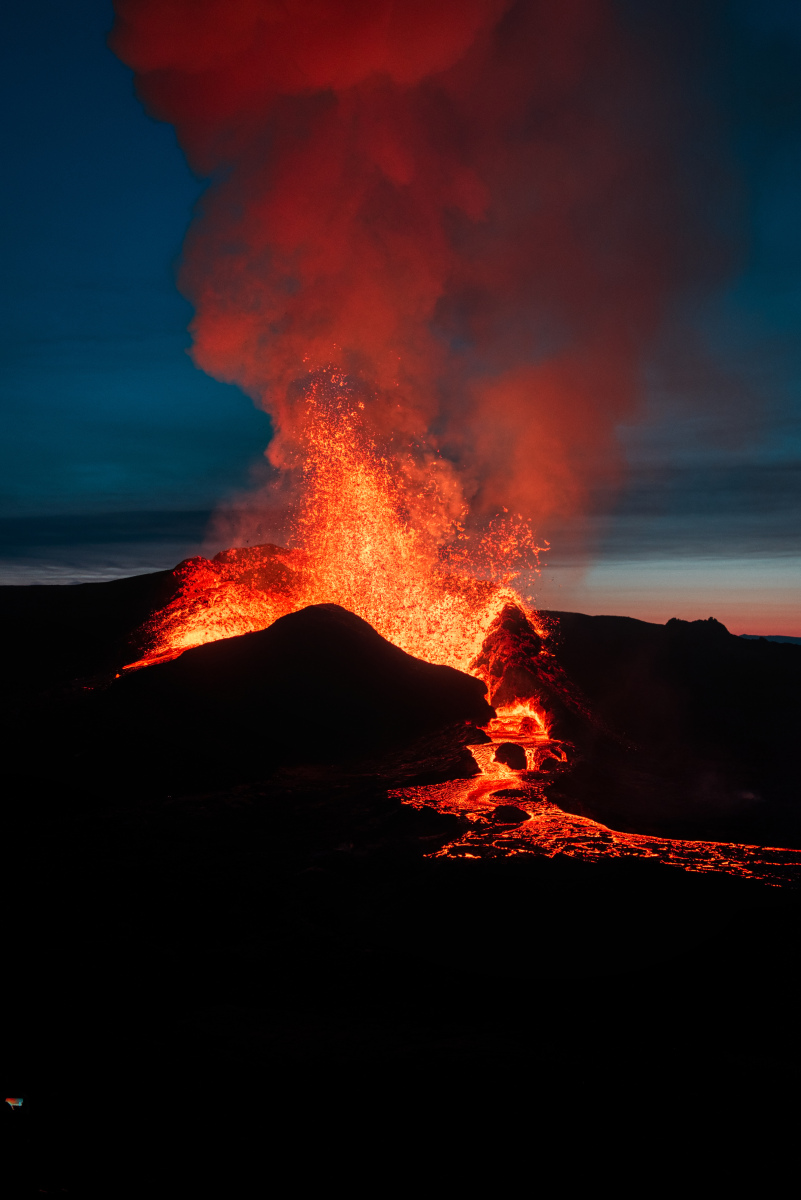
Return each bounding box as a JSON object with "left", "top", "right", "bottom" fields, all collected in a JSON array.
[{"left": 741, "top": 634, "right": 801, "bottom": 645}]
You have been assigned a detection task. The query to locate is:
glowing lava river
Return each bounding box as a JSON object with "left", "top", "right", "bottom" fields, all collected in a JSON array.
[
  {"left": 398, "top": 710, "right": 801, "bottom": 892},
  {"left": 393, "top": 707, "right": 801, "bottom": 887}
]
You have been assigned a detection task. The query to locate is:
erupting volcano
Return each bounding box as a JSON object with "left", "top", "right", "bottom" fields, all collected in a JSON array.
[
  {"left": 107, "top": 0, "right": 724, "bottom": 768},
  {"left": 96, "top": 0, "right": 801, "bottom": 893},
  {"left": 127, "top": 371, "right": 546, "bottom": 684},
  {"left": 105, "top": 0, "right": 725, "bottom": 752},
  {"left": 103, "top": 381, "right": 800, "bottom": 893}
]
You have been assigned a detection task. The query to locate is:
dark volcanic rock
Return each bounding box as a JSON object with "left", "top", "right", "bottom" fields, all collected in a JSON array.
[
  {"left": 494, "top": 742, "right": 527, "bottom": 770},
  {"left": 0, "top": 568, "right": 178, "bottom": 705},
  {"left": 280, "top": 722, "right": 482, "bottom": 789},
  {"left": 544, "top": 610, "right": 801, "bottom": 845},
  {"left": 466, "top": 726, "right": 492, "bottom": 745},
  {"left": 489, "top": 804, "right": 529, "bottom": 824},
  {"left": 539, "top": 756, "right": 563, "bottom": 773},
  {"left": 86, "top": 604, "right": 494, "bottom": 791}
]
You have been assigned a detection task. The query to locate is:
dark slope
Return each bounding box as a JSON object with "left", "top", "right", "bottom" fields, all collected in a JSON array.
[
  {"left": 4, "top": 598, "right": 491, "bottom": 805},
  {"left": 0, "top": 569, "right": 176, "bottom": 701},
  {"left": 87, "top": 603, "right": 492, "bottom": 790},
  {"left": 5, "top": 734, "right": 801, "bottom": 1193},
  {"left": 541, "top": 610, "right": 801, "bottom": 843}
]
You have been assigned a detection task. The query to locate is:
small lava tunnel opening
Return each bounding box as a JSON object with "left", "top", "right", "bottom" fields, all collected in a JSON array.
[{"left": 494, "top": 742, "right": 527, "bottom": 770}]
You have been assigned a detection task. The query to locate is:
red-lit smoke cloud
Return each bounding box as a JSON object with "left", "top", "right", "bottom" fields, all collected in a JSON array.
[{"left": 111, "top": 0, "right": 730, "bottom": 520}]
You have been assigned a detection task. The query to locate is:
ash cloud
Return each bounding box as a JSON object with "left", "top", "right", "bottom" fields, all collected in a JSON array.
[{"left": 110, "top": 0, "right": 741, "bottom": 523}]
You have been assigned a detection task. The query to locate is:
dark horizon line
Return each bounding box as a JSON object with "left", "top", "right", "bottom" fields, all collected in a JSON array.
[
  {"left": 0, "top": 509, "right": 215, "bottom": 549},
  {"left": 1, "top": 506, "right": 799, "bottom": 563}
]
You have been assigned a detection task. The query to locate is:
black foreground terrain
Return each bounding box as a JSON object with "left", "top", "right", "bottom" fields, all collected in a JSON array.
[
  {"left": 1, "top": 573, "right": 800, "bottom": 1191},
  {"left": 544, "top": 610, "right": 801, "bottom": 845}
]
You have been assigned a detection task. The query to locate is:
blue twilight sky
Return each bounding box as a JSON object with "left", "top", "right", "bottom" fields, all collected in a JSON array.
[
  {"left": 0, "top": 0, "right": 271, "bottom": 522},
  {"left": 0, "top": 0, "right": 798, "bottom": 631}
]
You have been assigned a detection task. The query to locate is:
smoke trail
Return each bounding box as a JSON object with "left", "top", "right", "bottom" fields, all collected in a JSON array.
[{"left": 111, "top": 0, "right": 734, "bottom": 523}]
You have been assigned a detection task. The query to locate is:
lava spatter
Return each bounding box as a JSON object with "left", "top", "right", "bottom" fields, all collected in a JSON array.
[{"left": 128, "top": 377, "right": 544, "bottom": 678}]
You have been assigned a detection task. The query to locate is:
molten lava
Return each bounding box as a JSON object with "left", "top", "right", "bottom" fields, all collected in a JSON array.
[
  {"left": 124, "top": 544, "right": 303, "bottom": 670},
  {"left": 392, "top": 719, "right": 801, "bottom": 888}
]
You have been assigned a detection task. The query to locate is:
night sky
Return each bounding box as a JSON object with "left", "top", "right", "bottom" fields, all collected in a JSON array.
[{"left": 0, "top": 0, "right": 798, "bottom": 634}]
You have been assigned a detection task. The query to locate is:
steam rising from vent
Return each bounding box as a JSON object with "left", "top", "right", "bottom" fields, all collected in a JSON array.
[{"left": 110, "top": 0, "right": 728, "bottom": 521}]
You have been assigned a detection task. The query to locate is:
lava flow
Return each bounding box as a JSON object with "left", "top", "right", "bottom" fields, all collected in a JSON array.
[{"left": 392, "top": 715, "right": 801, "bottom": 889}]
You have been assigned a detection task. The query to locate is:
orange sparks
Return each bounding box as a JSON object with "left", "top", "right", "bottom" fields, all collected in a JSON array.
[{"left": 129, "top": 374, "right": 547, "bottom": 700}]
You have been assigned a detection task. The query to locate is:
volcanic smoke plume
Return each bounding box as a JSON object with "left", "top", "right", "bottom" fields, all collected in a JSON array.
[{"left": 110, "top": 0, "right": 728, "bottom": 524}]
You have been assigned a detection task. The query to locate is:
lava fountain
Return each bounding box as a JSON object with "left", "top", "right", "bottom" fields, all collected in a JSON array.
[{"left": 129, "top": 372, "right": 547, "bottom": 684}]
